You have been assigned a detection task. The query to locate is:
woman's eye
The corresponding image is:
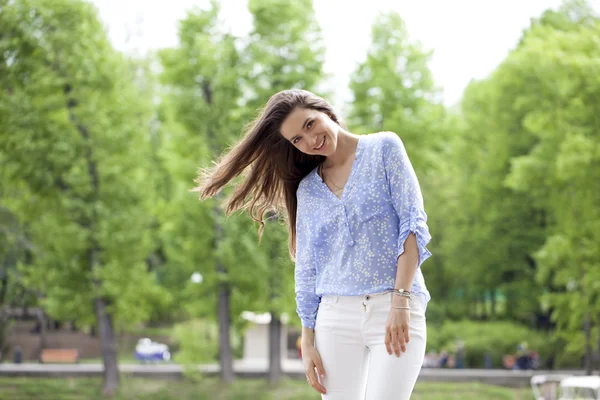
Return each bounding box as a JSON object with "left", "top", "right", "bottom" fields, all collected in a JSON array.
[
  {"left": 307, "top": 120, "right": 314, "bottom": 129},
  {"left": 293, "top": 137, "right": 301, "bottom": 144}
]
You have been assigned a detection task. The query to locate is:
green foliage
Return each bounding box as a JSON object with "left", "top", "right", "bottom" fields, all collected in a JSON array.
[
  {"left": 434, "top": 0, "right": 600, "bottom": 364},
  {"left": 171, "top": 319, "right": 219, "bottom": 380},
  {"left": 502, "top": 10, "right": 600, "bottom": 338},
  {"left": 244, "top": 0, "right": 327, "bottom": 109},
  {"left": 348, "top": 11, "right": 444, "bottom": 158},
  {"left": 156, "top": 2, "right": 246, "bottom": 327},
  {"left": 0, "top": 0, "right": 171, "bottom": 329}
]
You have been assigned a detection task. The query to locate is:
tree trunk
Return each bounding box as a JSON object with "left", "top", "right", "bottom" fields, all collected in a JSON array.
[
  {"left": 87, "top": 208, "right": 119, "bottom": 395},
  {"left": 217, "top": 280, "right": 234, "bottom": 382},
  {"left": 584, "top": 312, "right": 592, "bottom": 375},
  {"left": 37, "top": 309, "right": 47, "bottom": 357},
  {"left": 213, "top": 206, "right": 234, "bottom": 383},
  {"left": 505, "top": 288, "right": 515, "bottom": 320},
  {"left": 95, "top": 297, "right": 120, "bottom": 395},
  {"left": 268, "top": 315, "right": 283, "bottom": 384},
  {"left": 0, "top": 271, "right": 8, "bottom": 308},
  {"left": 214, "top": 202, "right": 234, "bottom": 383},
  {"left": 468, "top": 294, "right": 474, "bottom": 318},
  {"left": 203, "top": 79, "right": 234, "bottom": 383},
  {"left": 0, "top": 271, "right": 8, "bottom": 360},
  {"left": 66, "top": 86, "right": 120, "bottom": 395},
  {"left": 597, "top": 312, "right": 600, "bottom": 370},
  {"left": 267, "top": 225, "right": 283, "bottom": 384},
  {"left": 482, "top": 292, "right": 487, "bottom": 320},
  {"left": 490, "top": 289, "right": 496, "bottom": 318},
  {"left": 0, "top": 307, "right": 8, "bottom": 361}
]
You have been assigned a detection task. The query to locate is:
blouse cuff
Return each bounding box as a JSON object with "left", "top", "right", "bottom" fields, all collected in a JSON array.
[
  {"left": 300, "top": 318, "right": 316, "bottom": 330},
  {"left": 397, "top": 205, "right": 432, "bottom": 268},
  {"left": 296, "top": 291, "right": 320, "bottom": 329}
]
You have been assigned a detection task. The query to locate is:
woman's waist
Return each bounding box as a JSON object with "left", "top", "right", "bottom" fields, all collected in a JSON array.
[
  {"left": 317, "top": 284, "right": 430, "bottom": 302},
  {"left": 316, "top": 270, "right": 427, "bottom": 293},
  {"left": 319, "top": 290, "right": 428, "bottom": 312}
]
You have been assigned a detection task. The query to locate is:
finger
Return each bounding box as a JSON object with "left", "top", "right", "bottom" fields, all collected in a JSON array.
[
  {"left": 311, "top": 379, "right": 327, "bottom": 394},
  {"left": 391, "top": 328, "right": 400, "bottom": 357},
  {"left": 314, "top": 356, "right": 326, "bottom": 380},
  {"left": 398, "top": 334, "right": 406, "bottom": 353},
  {"left": 404, "top": 323, "right": 410, "bottom": 344},
  {"left": 306, "top": 369, "right": 325, "bottom": 394},
  {"left": 385, "top": 328, "right": 392, "bottom": 355},
  {"left": 308, "top": 370, "right": 327, "bottom": 394}
]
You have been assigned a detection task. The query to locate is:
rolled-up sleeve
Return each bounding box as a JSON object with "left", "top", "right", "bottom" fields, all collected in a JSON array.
[
  {"left": 294, "top": 187, "right": 320, "bottom": 329},
  {"left": 382, "top": 132, "right": 432, "bottom": 268}
]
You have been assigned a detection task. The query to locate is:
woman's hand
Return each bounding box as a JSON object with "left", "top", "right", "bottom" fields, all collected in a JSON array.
[
  {"left": 385, "top": 300, "right": 410, "bottom": 357},
  {"left": 301, "top": 340, "right": 327, "bottom": 395}
]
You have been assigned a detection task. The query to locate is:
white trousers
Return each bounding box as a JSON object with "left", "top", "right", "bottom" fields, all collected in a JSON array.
[{"left": 314, "top": 292, "right": 427, "bottom": 400}]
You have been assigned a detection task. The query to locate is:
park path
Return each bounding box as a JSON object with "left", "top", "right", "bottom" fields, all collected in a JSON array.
[{"left": 0, "top": 360, "right": 594, "bottom": 388}]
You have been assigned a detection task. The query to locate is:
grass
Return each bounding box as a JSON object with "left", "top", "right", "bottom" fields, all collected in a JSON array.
[{"left": 0, "top": 377, "right": 533, "bottom": 400}]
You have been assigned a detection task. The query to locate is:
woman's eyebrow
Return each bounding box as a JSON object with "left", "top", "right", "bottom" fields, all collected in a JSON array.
[
  {"left": 301, "top": 117, "right": 311, "bottom": 131},
  {"left": 289, "top": 118, "right": 311, "bottom": 142}
]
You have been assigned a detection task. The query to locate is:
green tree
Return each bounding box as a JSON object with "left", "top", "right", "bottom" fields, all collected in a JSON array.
[
  {"left": 348, "top": 12, "right": 444, "bottom": 159},
  {"left": 503, "top": 2, "right": 600, "bottom": 370},
  {"left": 443, "top": 75, "right": 547, "bottom": 322},
  {"left": 158, "top": 2, "right": 254, "bottom": 382},
  {"left": 444, "top": 0, "right": 600, "bottom": 368},
  {"left": 243, "top": 0, "right": 326, "bottom": 108},
  {"left": 0, "top": 0, "right": 170, "bottom": 394}
]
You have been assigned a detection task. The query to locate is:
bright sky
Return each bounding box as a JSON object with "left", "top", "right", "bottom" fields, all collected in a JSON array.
[{"left": 90, "top": 0, "right": 599, "bottom": 107}]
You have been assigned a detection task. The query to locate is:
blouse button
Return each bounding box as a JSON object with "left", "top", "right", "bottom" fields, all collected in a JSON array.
[{"left": 348, "top": 240, "right": 355, "bottom": 247}]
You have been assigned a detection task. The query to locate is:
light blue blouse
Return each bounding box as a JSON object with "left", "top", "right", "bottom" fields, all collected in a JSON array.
[{"left": 294, "top": 131, "right": 432, "bottom": 329}]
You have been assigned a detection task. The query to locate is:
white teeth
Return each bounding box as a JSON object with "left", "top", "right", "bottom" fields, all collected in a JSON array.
[{"left": 315, "top": 136, "right": 325, "bottom": 150}]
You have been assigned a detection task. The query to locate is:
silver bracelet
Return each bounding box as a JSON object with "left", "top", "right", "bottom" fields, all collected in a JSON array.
[
  {"left": 389, "top": 289, "right": 412, "bottom": 298},
  {"left": 391, "top": 306, "right": 410, "bottom": 310}
]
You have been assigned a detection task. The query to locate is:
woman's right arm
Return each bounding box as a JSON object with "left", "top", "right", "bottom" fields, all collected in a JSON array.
[
  {"left": 295, "top": 191, "right": 327, "bottom": 395},
  {"left": 294, "top": 190, "right": 321, "bottom": 330}
]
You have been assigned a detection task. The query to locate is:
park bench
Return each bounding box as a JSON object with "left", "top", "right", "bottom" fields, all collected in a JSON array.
[{"left": 40, "top": 348, "right": 79, "bottom": 363}]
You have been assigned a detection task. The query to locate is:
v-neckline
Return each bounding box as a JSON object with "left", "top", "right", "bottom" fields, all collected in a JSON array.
[{"left": 315, "top": 136, "right": 364, "bottom": 203}]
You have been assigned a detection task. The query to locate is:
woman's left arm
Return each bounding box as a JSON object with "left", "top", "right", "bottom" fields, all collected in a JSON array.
[
  {"left": 387, "top": 233, "right": 418, "bottom": 357},
  {"left": 381, "top": 132, "right": 432, "bottom": 357}
]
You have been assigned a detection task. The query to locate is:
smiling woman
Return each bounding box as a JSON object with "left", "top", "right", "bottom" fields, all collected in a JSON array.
[{"left": 192, "top": 89, "right": 432, "bottom": 400}]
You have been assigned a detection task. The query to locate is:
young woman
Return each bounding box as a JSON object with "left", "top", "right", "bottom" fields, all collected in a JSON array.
[{"left": 194, "top": 89, "right": 431, "bottom": 399}]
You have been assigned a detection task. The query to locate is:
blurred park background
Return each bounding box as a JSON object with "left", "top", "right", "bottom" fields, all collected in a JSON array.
[{"left": 1, "top": 0, "right": 600, "bottom": 398}]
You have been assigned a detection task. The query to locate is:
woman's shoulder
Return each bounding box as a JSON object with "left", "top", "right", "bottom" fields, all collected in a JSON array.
[
  {"left": 372, "top": 131, "right": 402, "bottom": 144},
  {"left": 297, "top": 168, "right": 318, "bottom": 197},
  {"left": 362, "top": 131, "right": 404, "bottom": 152}
]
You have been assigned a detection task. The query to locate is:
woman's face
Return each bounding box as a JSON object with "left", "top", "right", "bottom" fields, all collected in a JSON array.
[{"left": 279, "top": 107, "right": 340, "bottom": 156}]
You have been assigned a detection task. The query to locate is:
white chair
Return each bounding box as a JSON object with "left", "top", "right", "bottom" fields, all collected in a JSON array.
[
  {"left": 531, "top": 375, "right": 573, "bottom": 400},
  {"left": 559, "top": 376, "right": 600, "bottom": 400}
]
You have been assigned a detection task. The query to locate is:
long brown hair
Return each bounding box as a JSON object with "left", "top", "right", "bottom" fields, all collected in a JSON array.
[{"left": 191, "top": 89, "right": 344, "bottom": 259}]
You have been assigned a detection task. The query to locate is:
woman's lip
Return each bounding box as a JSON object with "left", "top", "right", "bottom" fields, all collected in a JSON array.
[{"left": 315, "top": 135, "right": 326, "bottom": 151}]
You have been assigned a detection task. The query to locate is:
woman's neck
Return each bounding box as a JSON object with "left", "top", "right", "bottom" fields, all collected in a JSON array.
[{"left": 323, "top": 130, "right": 359, "bottom": 169}]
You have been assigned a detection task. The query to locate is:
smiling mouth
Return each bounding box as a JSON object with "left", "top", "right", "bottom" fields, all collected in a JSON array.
[{"left": 314, "top": 136, "right": 325, "bottom": 150}]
